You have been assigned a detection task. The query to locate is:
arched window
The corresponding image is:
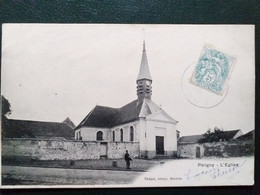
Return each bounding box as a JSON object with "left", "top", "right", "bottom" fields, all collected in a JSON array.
[
  {"left": 130, "top": 126, "right": 134, "bottom": 141},
  {"left": 96, "top": 131, "right": 103, "bottom": 141},
  {"left": 120, "top": 129, "right": 123, "bottom": 142},
  {"left": 112, "top": 131, "right": 115, "bottom": 142}
]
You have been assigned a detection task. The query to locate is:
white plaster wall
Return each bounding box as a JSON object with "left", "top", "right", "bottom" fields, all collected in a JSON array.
[
  {"left": 178, "top": 143, "right": 204, "bottom": 158},
  {"left": 135, "top": 120, "right": 141, "bottom": 143},
  {"left": 110, "top": 121, "right": 138, "bottom": 142},
  {"left": 138, "top": 118, "right": 147, "bottom": 151},
  {"left": 75, "top": 127, "right": 109, "bottom": 141},
  {"left": 146, "top": 120, "right": 177, "bottom": 151}
]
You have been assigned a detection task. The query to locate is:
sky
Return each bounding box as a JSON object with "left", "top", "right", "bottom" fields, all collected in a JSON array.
[{"left": 1, "top": 24, "right": 255, "bottom": 136}]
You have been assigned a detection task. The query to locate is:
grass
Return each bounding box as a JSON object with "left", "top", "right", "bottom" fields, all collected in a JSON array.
[{"left": 2, "top": 156, "right": 172, "bottom": 172}]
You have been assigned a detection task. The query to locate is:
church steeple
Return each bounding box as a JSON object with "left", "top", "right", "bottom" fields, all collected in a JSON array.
[
  {"left": 137, "top": 41, "right": 152, "bottom": 102},
  {"left": 137, "top": 41, "right": 152, "bottom": 81}
]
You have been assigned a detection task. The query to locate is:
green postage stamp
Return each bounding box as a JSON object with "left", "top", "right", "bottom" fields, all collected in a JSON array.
[{"left": 191, "top": 45, "right": 235, "bottom": 95}]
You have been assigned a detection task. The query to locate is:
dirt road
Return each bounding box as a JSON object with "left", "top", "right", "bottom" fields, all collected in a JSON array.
[{"left": 2, "top": 165, "right": 143, "bottom": 186}]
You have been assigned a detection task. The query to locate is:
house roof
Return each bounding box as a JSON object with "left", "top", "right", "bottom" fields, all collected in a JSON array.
[
  {"left": 137, "top": 41, "right": 152, "bottom": 81},
  {"left": 63, "top": 117, "right": 76, "bottom": 129},
  {"left": 4, "top": 119, "right": 75, "bottom": 139},
  {"left": 178, "top": 130, "right": 241, "bottom": 144},
  {"left": 237, "top": 130, "right": 254, "bottom": 141},
  {"left": 178, "top": 134, "right": 204, "bottom": 144},
  {"left": 216, "top": 130, "right": 241, "bottom": 140},
  {"left": 76, "top": 99, "right": 143, "bottom": 129}
]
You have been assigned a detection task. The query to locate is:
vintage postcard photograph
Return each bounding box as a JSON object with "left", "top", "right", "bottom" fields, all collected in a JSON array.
[{"left": 1, "top": 24, "right": 255, "bottom": 188}]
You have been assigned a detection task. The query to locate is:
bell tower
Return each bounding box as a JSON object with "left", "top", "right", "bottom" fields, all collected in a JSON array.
[{"left": 137, "top": 41, "right": 152, "bottom": 102}]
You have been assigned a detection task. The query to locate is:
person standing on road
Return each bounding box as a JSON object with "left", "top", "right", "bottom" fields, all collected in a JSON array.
[{"left": 124, "top": 150, "right": 132, "bottom": 169}]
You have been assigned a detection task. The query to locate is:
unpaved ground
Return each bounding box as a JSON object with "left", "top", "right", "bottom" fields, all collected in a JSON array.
[
  {"left": 2, "top": 157, "right": 165, "bottom": 172},
  {"left": 2, "top": 166, "right": 142, "bottom": 186},
  {"left": 2, "top": 156, "right": 254, "bottom": 187}
]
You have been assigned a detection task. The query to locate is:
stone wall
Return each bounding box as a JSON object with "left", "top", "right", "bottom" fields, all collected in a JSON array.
[
  {"left": 204, "top": 140, "right": 254, "bottom": 157},
  {"left": 2, "top": 139, "right": 141, "bottom": 160},
  {"left": 2, "top": 138, "right": 100, "bottom": 160},
  {"left": 178, "top": 139, "right": 254, "bottom": 158},
  {"left": 107, "top": 142, "right": 140, "bottom": 159}
]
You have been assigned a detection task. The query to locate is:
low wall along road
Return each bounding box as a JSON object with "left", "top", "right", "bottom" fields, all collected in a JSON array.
[{"left": 2, "top": 138, "right": 140, "bottom": 160}]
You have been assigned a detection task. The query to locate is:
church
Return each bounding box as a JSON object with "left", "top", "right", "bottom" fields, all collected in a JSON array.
[{"left": 75, "top": 41, "right": 178, "bottom": 159}]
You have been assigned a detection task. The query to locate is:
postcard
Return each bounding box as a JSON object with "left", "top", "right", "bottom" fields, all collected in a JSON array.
[{"left": 1, "top": 24, "right": 255, "bottom": 188}]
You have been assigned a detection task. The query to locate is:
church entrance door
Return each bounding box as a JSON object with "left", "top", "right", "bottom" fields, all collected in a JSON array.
[{"left": 156, "top": 136, "right": 164, "bottom": 155}]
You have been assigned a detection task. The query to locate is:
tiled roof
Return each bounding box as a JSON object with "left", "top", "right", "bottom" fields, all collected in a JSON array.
[
  {"left": 216, "top": 130, "right": 241, "bottom": 140},
  {"left": 178, "top": 130, "right": 241, "bottom": 144},
  {"left": 76, "top": 98, "right": 178, "bottom": 129},
  {"left": 63, "top": 117, "right": 76, "bottom": 129},
  {"left": 76, "top": 105, "right": 120, "bottom": 128},
  {"left": 178, "top": 134, "right": 204, "bottom": 144},
  {"left": 237, "top": 130, "right": 254, "bottom": 141},
  {"left": 117, "top": 99, "right": 144, "bottom": 125},
  {"left": 76, "top": 99, "right": 143, "bottom": 129},
  {"left": 4, "top": 119, "right": 75, "bottom": 139}
]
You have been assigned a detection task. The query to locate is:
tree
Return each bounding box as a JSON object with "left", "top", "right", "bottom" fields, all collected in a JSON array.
[
  {"left": 2, "top": 95, "right": 11, "bottom": 120},
  {"left": 2, "top": 95, "right": 12, "bottom": 137},
  {"left": 1, "top": 96, "right": 36, "bottom": 138},
  {"left": 198, "top": 127, "right": 224, "bottom": 143}
]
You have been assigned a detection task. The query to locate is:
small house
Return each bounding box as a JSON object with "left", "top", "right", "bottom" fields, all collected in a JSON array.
[{"left": 178, "top": 130, "right": 243, "bottom": 158}]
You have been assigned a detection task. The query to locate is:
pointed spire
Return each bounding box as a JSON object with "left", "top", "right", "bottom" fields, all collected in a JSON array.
[{"left": 137, "top": 41, "right": 152, "bottom": 81}]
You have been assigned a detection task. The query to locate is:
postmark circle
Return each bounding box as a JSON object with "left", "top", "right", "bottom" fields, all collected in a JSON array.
[{"left": 181, "top": 62, "right": 229, "bottom": 108}]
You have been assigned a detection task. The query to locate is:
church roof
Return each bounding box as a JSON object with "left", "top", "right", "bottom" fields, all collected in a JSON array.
[
  {"left": 75, "top": 99, "right": 143, "bottom": 129},
  {"left": 137, "top": 41, "right": 152, "bottom": 81},
  {"left": 76, "top": 98, "right": 178, "bottom": 129}
]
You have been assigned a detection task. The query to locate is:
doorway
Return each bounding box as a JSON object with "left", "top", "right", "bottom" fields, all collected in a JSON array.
[
  {"left": 196, "top": 146, "right": 200, "bottom": 158},
  {"left": 100, "top": 142, "right": 107, "bottom": 157},
  {"left": 156, "top": 136, "right": 164, "bottom": 155}
]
